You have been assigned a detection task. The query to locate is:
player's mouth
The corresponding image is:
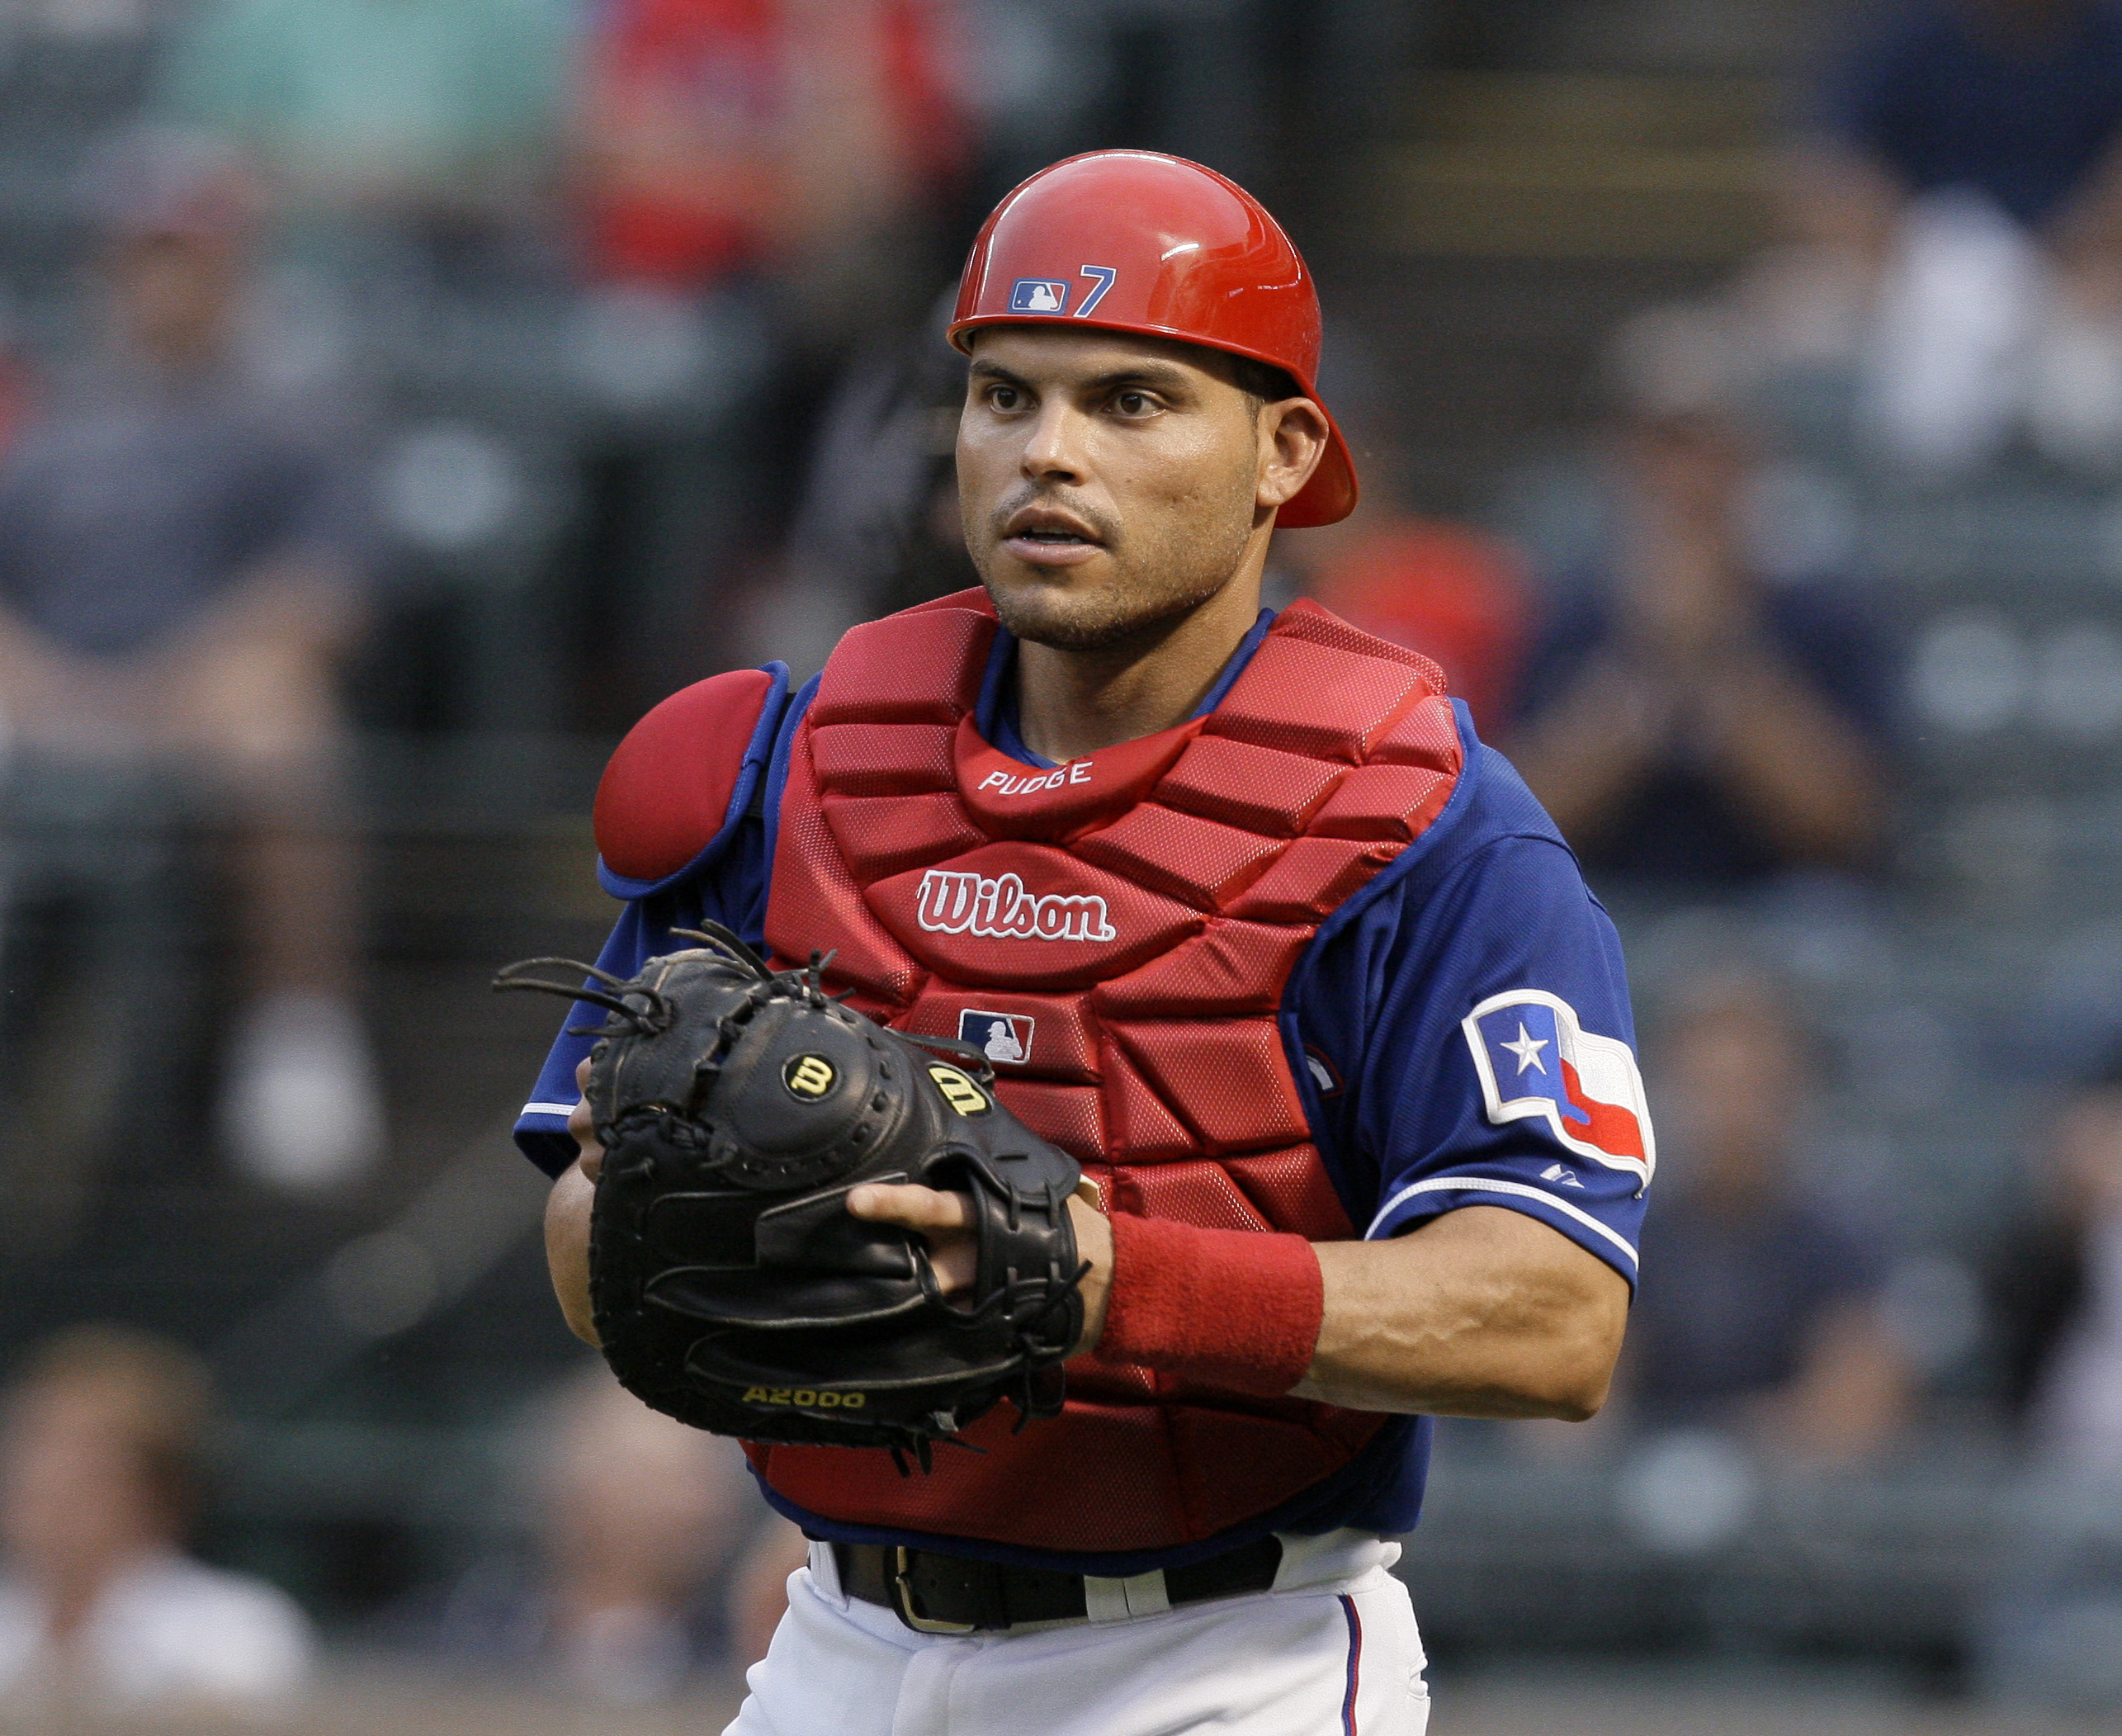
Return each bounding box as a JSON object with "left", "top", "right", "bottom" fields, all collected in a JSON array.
[{"left": 1000, "top": 506, "right": 1106, "bottom": 568}]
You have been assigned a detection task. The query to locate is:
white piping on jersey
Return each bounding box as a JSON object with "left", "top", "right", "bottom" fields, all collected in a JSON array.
[
  {"left": 1364, "top": 1175, "right": 1638, "bottom": 1269},
  {"left": 521, "top": 1101, "right": 580, "bottom": 1119}
]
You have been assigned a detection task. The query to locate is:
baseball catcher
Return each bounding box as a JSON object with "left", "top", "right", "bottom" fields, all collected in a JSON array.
[
  {"left": 510, "top": 151, "right": 1649, "bottom": 1734},
  {"left": 496, "top": 925, "right": 1085, "bottom": 1466}
]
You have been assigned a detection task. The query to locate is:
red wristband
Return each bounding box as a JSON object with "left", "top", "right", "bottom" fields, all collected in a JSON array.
[{"left": 1097, "top": 1214, "right": 1325, "bottom": 1397}]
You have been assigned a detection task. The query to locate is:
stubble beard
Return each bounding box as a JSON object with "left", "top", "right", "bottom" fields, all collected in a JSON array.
[{"left": 975, "top": 480, "right": 1260, "bottom": 655}]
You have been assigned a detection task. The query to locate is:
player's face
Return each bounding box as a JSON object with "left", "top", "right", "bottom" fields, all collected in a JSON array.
[{"left": 956, "top": 328, "right": 1308, "bottom": 653}]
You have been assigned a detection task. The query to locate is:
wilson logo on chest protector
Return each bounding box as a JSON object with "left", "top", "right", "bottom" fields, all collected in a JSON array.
[{"left": 914, "top": 868, "right": 1117, "bottom": 943}]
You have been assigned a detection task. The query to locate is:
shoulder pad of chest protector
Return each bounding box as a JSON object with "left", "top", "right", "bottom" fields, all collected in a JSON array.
[{"left": 594, "top": 669, "right": 780, "bottom": 883}]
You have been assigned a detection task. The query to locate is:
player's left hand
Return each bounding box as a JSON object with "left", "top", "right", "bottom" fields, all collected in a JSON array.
[{"left": 848, "top": 1182, "right": 1113, "bottom": 1355}]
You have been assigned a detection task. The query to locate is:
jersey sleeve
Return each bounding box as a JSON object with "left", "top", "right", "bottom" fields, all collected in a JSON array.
[
  {"left": 511, "top": 672, "right": 804, "bottom": 1178},
  {"left": 512, "top": 900, "right": 666, "bottom": 1178},
  {"left": 510, "top": 820, "right": 784, "bottom": 1177},
  {"left": 1295, "top": 809, "right": 1650, "bottom": 1287}
]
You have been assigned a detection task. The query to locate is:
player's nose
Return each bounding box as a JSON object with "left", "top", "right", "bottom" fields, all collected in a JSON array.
[{"left": 1018, "top": 400, "right": 1089, "bottom": 485}]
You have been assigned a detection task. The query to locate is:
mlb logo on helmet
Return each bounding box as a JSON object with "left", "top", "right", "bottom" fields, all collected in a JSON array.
[
  {"left": 958, "top": 1009, "right": 1034, "bottom": 1066},
  {"left": 1009, "top": 279, "right": 1069, "bottom": 314},
  {"left": 1462, "top": 990, "right": 1654, "bottom": 1188}
]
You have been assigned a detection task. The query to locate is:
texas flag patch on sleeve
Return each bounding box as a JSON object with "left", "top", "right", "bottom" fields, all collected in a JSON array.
[{"left": 1462, "top": 990, "right": 1655, "bottom": 1188}]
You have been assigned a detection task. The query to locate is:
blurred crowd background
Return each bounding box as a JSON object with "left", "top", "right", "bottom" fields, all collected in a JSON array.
[{"left": 8, "top": 0, "right": 2122, "bottom": 1726}]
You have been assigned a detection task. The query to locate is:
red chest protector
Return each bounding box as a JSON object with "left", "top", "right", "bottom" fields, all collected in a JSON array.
[{"left": 747, "top": 591, "right": 1463, "bottom": 1555}]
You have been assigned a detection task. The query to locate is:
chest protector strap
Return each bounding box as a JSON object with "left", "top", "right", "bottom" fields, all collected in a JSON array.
[{"left": 754, "top": 590, "right": 1463, "bottom": 1556}]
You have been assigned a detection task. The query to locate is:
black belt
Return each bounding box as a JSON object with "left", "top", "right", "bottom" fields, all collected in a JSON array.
[{"left": 831, "top": 1534, "right": 1283, "bottom": 1634}]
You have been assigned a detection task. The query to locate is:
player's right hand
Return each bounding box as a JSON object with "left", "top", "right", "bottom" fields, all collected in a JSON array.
[{"left": 570, "top": 1056, "right": 603, "bottom": 1182}]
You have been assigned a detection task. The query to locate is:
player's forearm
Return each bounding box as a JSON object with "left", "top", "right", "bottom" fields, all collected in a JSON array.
[
  {"left": 1085, "top": 1200, "right": 1630, "bottom": 1420},
  {"left": 546, "top": 1161, "right": 600, "bottom": 1346},
  {"left": 1291, "top": 1206, "right": 1630, "bottom": 1421}
]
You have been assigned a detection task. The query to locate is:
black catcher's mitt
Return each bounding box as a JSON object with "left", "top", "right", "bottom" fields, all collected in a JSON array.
[{"left": 496, "top": 926, "right": 1085, "bottom": 1462}]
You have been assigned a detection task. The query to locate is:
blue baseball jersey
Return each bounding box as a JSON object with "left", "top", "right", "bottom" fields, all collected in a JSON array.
[{"left": 516, "top": 613, "right": 1651, "bottom": 1570}]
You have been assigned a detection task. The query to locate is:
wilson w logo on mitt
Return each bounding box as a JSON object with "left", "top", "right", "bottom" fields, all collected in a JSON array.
[{"left": 496, "top": 925, "right": 1086, "bottom": 1466}]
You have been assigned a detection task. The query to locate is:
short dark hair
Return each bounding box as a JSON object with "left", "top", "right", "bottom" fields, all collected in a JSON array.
[{"left": 1224, "top": 353, "right": 1303, "bottom": 409}]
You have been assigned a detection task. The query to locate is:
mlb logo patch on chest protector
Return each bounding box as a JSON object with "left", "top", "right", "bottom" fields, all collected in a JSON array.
[
  {"left": 1463, "top": 990, "right": 1653, "bottom": 1187},
  {"left": 960, "top": 1009, "right": 1034, "bottom": 1065}
]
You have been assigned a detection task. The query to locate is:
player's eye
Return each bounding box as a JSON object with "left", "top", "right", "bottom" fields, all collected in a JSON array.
[
  {"left": 984, "top": 384, "right": 1024, "bottom": 411},
  {"left": 1113, "top": 390, "right": 1152, "bottom": 416}
]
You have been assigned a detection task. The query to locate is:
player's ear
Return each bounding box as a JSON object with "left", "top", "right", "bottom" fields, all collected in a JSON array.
[{"left": 1258, "top": 397, "right": 1329, "bottom": 512}]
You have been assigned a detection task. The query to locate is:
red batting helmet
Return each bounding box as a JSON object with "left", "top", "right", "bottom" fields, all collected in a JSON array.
[{"left": 948, "top": 150, "right": 1358, "bottom": 528}]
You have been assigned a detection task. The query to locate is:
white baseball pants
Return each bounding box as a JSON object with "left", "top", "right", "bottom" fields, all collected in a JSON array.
[{"left": 722, "top": 1529, "right": 1430, "bottom": 1736}]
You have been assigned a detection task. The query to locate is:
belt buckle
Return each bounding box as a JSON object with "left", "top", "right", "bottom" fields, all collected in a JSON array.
[{"left": 891, "top": 1546, "right": 980, "bottom": 1635}]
